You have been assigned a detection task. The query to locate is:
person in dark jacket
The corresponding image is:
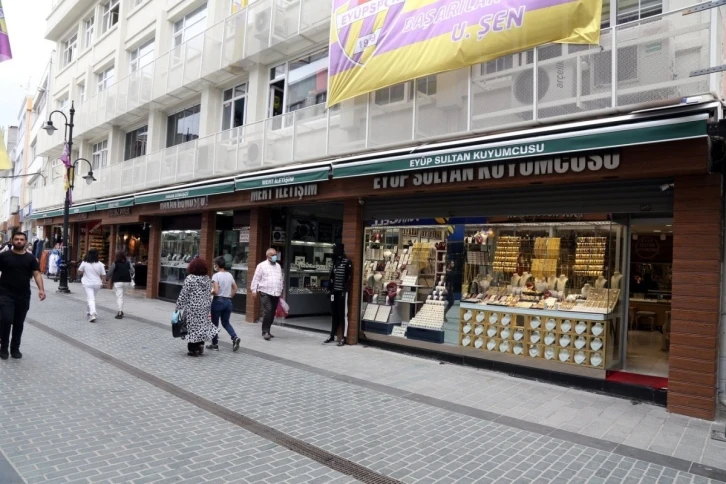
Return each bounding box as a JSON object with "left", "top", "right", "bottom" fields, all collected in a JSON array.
[{"left": 107, "top": 251, "right": 135, "bottom": 319}]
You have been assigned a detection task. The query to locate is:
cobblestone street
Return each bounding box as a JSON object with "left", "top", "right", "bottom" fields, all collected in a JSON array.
[{"left": 1, "top": 281, "right": 725, "bottom": 484}]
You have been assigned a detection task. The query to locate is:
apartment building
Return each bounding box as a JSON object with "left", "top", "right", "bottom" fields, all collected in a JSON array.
[{"left": 30, "top": 0, "right": 726, "bottom": 419}]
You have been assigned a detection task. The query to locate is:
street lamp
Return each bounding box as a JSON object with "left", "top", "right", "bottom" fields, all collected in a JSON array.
[{"left": 43, "top": 102, "right": 96, "bottom": 294}]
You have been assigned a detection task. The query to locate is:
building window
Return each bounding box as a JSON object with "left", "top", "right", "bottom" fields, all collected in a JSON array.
[
  {"left": 222, "top": 83, "right": 247, "bottom": 131},
  {"left": 56, "top": 95, "right": 69, "bottom": 111},
  {"left": 374, "top": 84, "right": 406, "bottom": 106},
  {"left": 417, "top": 75, "right": 437, "bottom": 96},
  {"left": 124, "top": 126, "right": 148, "bottom": 160},
  {"left": 84, "top": 16, "right": 95, "bottom": 49},
  {"left": 129, "top": 39, "right": 154, "bottom": 73},
  {"left": 97, "top": 66, "right": 115, "bottom": 93},
  {"left": 62, "top": 34, "right": 77, "bottom": 67},
  {"left": 78, "top": 83, "right": 86, "bottom": 103},
  {"left": 102, "top": 0, "right": 120, "bottom": 34},
  {"left": 267, "top": 50, "right": 328, "bottom": 118},
  {"left": 92, "top": 140, "right": 109, "bottom": 170},
  {"left": 601, "top": 0, "right": 662, "bottom": 28},
  {"left": 172, "top": 4, "right": 207, "bottom": 48},
  {"left": 166, "top": 104, "right": 201, "bottom": 148}
]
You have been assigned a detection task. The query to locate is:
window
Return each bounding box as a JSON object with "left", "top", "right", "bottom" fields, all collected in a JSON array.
[
  {"left": 222, "top": 83, "right": 247, "bottom": 131},
  {"left": 97, "top": 66, "right": 114, "bottom": 93},
  {"left": 56, "top": 95, "right": 69, "bottom": 111},
  {"left": 124, "top": 126, "right": 148, "bottom": 160},
  {"left": 129, "top": 39, "right": 154, "bottom": 73},
  {"left": 267, "top": 51, "right": 328, "bottom": 118},
  {"left": 601, "top": 0, "right": 662, "bottom": 27},
  {"left": 84, "top": 16, "right": 95, "bottom": 49},
  {"left": 92, "top": 140, "right": 109, "bottom": 170},
  {"left": 172, "top": 4, "right": 207, "bottom": 48},
  {"left": 78, "top": 83, "right": 86, "bottom": 103},
  {"left": 62, "top": 34, "right": 77, "bottom": 67},
  {"left": 416, "top": 75, "right": 437, "bottom": 96},
  {"left": 166, "top": 104, "right": 201, "bottom": 147},
  {"left": 102, "top": 0, "right": 119, "bottom": 34},
  {"left": 133, "top": 0, "right": 145, "bottom": 7},
  {"left": 374, "top": 76, "right": 437, "bottom": 106}
]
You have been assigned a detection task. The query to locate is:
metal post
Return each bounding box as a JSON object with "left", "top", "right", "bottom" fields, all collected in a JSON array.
[{"left": 58, "top": 103, "right": 75, "bottom": 294}]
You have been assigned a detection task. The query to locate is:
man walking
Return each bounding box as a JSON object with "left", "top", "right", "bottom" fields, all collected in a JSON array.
[
  {"left": 250, "top": 248, "right": 283, "bottom": 341},
  {"left": 0, "top": 231, "right": 46, "bottom": 360}
]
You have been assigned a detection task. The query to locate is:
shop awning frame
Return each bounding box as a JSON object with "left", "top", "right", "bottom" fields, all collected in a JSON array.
[
  {"left": 134, "top": 181, "right": 236, "bottom": 205},
  {"left": 95, "top": 198, "right": 134, "bottom": 211},
  {"left": 68, "top": 203, "right": 97, "bottom": 215},
  {"left": 235, "top": 166, "right": 331, "bottom": 190}
]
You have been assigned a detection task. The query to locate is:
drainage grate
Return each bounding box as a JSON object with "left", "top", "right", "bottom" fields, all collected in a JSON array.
[{"left": 28, "top": 319, "right": 402, "bottom": 484}]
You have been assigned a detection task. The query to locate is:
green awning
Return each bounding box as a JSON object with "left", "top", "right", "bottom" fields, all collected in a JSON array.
[
  {"left": 332, "top": 114, "right": 708, "bottom": 179},
  {"left": 69, "top": 204, "right": 97, "bottom": 215},
  {"left": 95, "top": 198, "right": 134, "bottom": 210},
  {"left": 43, "top": 209, "right": 64, "bottom": 219},
  {"left": 235, "top": 167, "right": 330, "bottom": 190},
  {"left": 135, "top": 181, "right": 235, "bottom": 205}
]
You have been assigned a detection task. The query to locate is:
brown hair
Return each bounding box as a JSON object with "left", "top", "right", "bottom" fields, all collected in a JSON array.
[
  {"left": 115, "top": 250, "right": 127, "bottom": 264},
  {"left": 187, "top": 257, "right": 209, "bottom": 276}
]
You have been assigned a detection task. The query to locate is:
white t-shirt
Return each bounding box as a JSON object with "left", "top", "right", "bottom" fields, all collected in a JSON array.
[
  {"left": 212, "top": 271, "right": 235, "bottom": 298},
  {"left": 79, "top": 261, "right": 106, "bottom": 286}
]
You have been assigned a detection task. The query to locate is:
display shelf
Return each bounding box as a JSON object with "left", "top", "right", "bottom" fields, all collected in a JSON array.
[
  {"left": 288, "top": 269, "right": 330, "bottom": 274},
  {"left": 459, "top": 302, "right": 610, "bottom": 321},
  {"left": 290, "top": 240, "right": 336, "bottom": 247}
]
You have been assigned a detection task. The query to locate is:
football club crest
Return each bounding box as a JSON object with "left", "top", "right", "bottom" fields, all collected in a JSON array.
[{"left": 334, "top": 0, "right": 406, "bottom": 66}]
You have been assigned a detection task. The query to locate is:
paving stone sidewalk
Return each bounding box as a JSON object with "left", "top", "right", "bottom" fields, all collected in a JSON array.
[{"left": 0, "top": 281, "right": 720, "bottom": 483}]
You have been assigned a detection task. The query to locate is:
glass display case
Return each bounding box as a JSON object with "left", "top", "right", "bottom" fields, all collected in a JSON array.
[
  {"left": 159, "top": 230, "right": 201, "bottom": 301},
  {"left": 286, "top": 240, "right": 335, "bottom": 316},
  {"left": 215, "top": 228, "right": 249, "bottom": 313}
]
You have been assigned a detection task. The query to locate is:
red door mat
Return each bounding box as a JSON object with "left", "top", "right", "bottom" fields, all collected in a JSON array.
[{"left": 607, "top": 371, "right": 668, "bottom": 389}]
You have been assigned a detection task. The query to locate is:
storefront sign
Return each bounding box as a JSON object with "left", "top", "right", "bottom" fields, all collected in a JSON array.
[
  {"left": 238, "top": 227, "right": 250, "bottom": 243},
  {"left": 69, "top": 204, "right": 96, "bottom": 215},
  {"left": 250, "top": 184, "right": 318, "bottom": 202},
  {"left": 75, "top": 213, "right": 89, "bottom": 220},
  {"left": 135, "top": 181, "right": 235, "bottom": 205},
  {"left": 236, "top": 168, "right": 329, "bottom": 190},
  {"left": 334, "top": 115, "right": 705, "bottom": 179},
  {"left": 372, "top": 153, "right": 620, "bottom": 189},
  {"left": 107, "top": 207, "right": 132, "bottom": 217},
  {"left": 96, "top": 198, "right": 134, "bottom": 210},
  {"left": 634, "top": 236, "right": 661, "bottom": 260},
  {"left": 159, "top": 196, "right": 209, "bottom": 211}
]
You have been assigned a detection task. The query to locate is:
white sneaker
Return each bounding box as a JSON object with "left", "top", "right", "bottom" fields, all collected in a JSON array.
[{"left": 89, "top": 314, "right": 97, "bottom": 323}]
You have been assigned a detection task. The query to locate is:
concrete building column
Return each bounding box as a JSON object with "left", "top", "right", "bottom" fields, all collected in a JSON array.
[
  {"left": 342, "top": 199, "right": 363, "bottom": 345},
  {"left": 245, "top": 206, "right": 270, "bottom": 322},
  {"left": 145, "top": 217, "right": 162, "bottom": 299}
]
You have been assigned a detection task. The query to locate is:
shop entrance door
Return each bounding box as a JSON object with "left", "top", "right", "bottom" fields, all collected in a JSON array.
[{"left": 621, "top": 218, "right": 673, "bottom": 385}]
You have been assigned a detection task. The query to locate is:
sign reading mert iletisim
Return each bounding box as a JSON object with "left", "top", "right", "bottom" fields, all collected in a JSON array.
[
  {"left": 251, "top": 184, "right": 318, "bottom": 202},
  {"left": 328, "top": 0, "right": 601, "bottom": 105},
  {"left": 373, "top": 153, "right": 619, "bottom": 189}
]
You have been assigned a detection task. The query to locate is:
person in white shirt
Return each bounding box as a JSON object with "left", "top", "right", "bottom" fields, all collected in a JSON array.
[
  {"left": 250, "top": 248, "right": 283, "bottom": 341},
  {"left": 207, "top": 256, "right": 241, "bottom": 352},
  {"left": 78, "top": 249, "right": 106, "bottom": 323}
]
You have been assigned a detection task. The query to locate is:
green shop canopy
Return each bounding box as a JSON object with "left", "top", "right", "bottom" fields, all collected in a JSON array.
[
  {"left": 332, "top": 114, "right": 708, "bottom": 179},
  {"left": 95, "top": 198, "right": 134, "bottom": 210},
  {"left": 68, "top": 204, "right": 97, "bottom": 215},
  {"left": 134, "top": 181, "right": 235, "bottom": 205},
  {"left": 235, "top": 166, "right": 330, "bottom": 190}
]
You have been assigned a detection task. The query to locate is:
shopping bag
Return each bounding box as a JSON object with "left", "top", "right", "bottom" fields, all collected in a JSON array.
[
  {"left": 171, "top": 309, "right": 188, "bottom": 338},
  {"left": 276, "top": 298, "right": 289, "bottom": 318}
]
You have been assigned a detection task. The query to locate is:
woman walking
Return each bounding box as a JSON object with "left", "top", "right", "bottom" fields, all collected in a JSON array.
[
  {"left": 207, "top": 256, "right": 241, "bottom": 352},
  {"left": 108, "top": 251, "right": 135, "bottom": 319},
  {"left": 176, "top": 257, "right": 217, "bottom": 356},
  {"left": 78, "top": 249, "right": 106, "bottom": 323}
]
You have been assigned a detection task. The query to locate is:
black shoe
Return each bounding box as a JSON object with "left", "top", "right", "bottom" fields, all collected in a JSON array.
[
  {"left": 0, "top": 348, "right": 8, "bottom": 360},
  {"left": 206, "top": 344, "right": 219, "bottom": 350},
  {"left": 337, "top": 340, "right": 346, "bottom": 347},
  {"left": 115, "top": 312, "right": 122, "bottom": 320},
  {"left": 10, "top": 350, "right": 21, "bottom": 359},
  {"left": 269, "top": 333, "right": 275, "bottom": 338},
  {"left": 324, "top": 337, "right": 335, "bottom": 344},
  {"left": 232, "top": 337, "right": 241, "bottom": 352}
]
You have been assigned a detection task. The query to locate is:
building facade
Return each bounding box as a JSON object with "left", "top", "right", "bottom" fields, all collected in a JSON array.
[{"left": 31, "top": 0, "right": 726, "bottom": 419}]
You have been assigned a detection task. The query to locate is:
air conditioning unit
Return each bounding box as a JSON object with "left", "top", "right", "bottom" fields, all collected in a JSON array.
[
  {"left": 511, "top": 62, "right": 577, "bottom": 108},
  {"left": 253, "top": 6, "right": 289, "bottom": 42},
  {"left": 239, "top": 139, "right": 275, "bottom": 166}
]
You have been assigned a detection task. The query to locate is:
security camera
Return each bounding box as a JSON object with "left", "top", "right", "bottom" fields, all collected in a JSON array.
[
  {"left": 659, "top": 183, "right": 674, "bottom": 192},
  {"left": 358, "top": 197, "right": 364, "bottom": 205}
]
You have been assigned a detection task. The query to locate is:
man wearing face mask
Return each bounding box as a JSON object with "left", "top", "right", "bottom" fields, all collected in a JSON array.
[
  {"left": 250, "top": 248, "right": 284, "bottom": 341},
  {"left": 325, "top": 242, "right": 352, "bottom": 346}
]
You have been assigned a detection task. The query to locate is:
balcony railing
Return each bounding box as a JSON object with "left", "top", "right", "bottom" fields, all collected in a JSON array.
[{"left": 32, "top": 5, "right": 723, "bottom": 211}]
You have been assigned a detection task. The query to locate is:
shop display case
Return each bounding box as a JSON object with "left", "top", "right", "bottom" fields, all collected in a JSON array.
[
  {"left": 286, "top": 240, "right": 335, "bottom": 316},
  {"left": 159, "top": 230, "right": 200, "bottom": 301},
  {"left": 216, "top": 228, "right": 249, "bottom": 313}
]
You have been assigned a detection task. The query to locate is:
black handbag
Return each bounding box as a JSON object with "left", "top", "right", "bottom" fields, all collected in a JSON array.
[{"left": 171, "top": 309, "right": 188, "bottom": 338}]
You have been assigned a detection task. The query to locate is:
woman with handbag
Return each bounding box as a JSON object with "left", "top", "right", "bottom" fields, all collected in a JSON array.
[
  {"left": 78, "top": 249, "right": 106, "bottom": 323},
  {"left": 107, "top": 251, "right": 135, "bottom": 319},
  {"left": 176, "top": 257, "right": 218, "bottom": 356}
]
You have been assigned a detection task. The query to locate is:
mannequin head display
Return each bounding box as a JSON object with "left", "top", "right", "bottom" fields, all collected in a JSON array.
[
  {"left": 547, "top": 276, "right": 557, "bottom": 291},
  {"left": 556, "top": 274, "right": 569, "bottom": 293},
  {"left": 594, "top": 275, "right": 607, "bottom": 289},
  {"left": 333, "top": 242, "right": 345, "bottom": 262},
  {"left": 511, "top": 274, "right": 521, "bottom": 288},
  {"left": 581, "top": 283, "right": 592, "bottom": 298},
  {"left": 519, "top": 272, "right": 533, "bottom": 288},
  {"left": 611, "top": 271, "right": 623, "bottom": 290}
]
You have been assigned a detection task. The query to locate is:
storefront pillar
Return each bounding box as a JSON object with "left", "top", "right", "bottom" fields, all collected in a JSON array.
[
  {"left": 342, "top": 199, "right": 363, "bottom": 345},
  {"left": 668, "top": 173, "right": 723, "bottom": 420},
  {"left": 146, "top": 218, "right": 162, "bottom": 300},
  {"left": 200, "top": 211, "right": 216, "bottom": 272},
  {"left": 107, "top": 225, "right": 117, "bottom": 266},
  {"left": 245, "top": 207, "right": 271, "bottom": 323}
]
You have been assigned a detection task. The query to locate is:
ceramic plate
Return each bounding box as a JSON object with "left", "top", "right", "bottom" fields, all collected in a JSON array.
[
  {"left": 561, "top": 320, "right": 572, "bottom": 332},
  {"left": 575, "top": 321, "right": 587, "bottom": 334},
  {"left": 499, "top": 341, "right": 510, "bottom": 353},
  {"left": 528, "top": 346, "right": 539, "bottom": 358},
  {"left": 530, "top": 331, "right": 541, "bottom": 344},
  {"left": 590, "top": 353, "right": 603, "bottom": 367},
  {"left": 489, "top": 313, "right": 498, "bottom": 324},
  {"left": 487, "top": 327, "right": 497, "bottom": 338},
  {"left": 513, "top": 343, "right": 524, "bottom": 355},
  {"left": 574, "top": 336, "right": 587, "bottom": 349},
  {"left": 590, "top": 337, "right": 603, "bottom": 351},
  {"left": 559, "top": 335, "right": 571, "bottom": 347},
  {"left": 544, "top": 332, "right": 556, "bottom": 346},
  {"left": 464, "top": 311, "right": 473, "bottom": 322},
  {"left": 463, "top": 323, "right": 472, "bottom": 334},
  {"left": 487, "top": 339, "right": 496, "bottom": 351},
  {"left": 476, "top": 312, "right": 485, "bottom": 323},
  {"left": 474, "top": 325, "right": 484, "bottom": 336},
  {"left": 475, "top": 337, "right": 484, "bottom": 349},
  {"left": 501, "top": 314, "right": 512, "bottom": 326},
  {"left": 530, "top": 317, "right": 541, "bottom": 329},
  {"left": 545, "top": 347, "right": 556, "bottom": 360},
  {"left": 462, "top": 335, "right": 471, "bottom": 346},
  {"left": 514, "top": 330, "right": 524, "bottom": 341},
  {"left": 592, "top": 322, "right": 604, "bottom": 336},
  {"left": 501, "top": 328, "right": 511, "bottom": 340},
  {"left": 558, "top": 349, "right": 570, "bottom": 362},
  {"left": 545, "top": 319, "right": 557, "bottom": 331},
  {"left": 574, "top": 351, "right": 586, "bottom": 365}
]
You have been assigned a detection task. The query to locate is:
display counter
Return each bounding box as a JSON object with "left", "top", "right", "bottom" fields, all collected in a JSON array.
[{"left": 629, "top": 298, "right": 671, "bottom": 330}]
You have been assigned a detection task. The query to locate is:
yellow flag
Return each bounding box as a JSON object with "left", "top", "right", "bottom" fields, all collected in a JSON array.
[{"left": 0, "top": 129, "right": 11, "bottom": 171}]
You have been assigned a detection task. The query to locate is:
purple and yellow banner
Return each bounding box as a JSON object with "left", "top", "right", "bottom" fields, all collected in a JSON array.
[
  {"left": 0, "top": 2, "right": 12, "bottom": 63},
  {"left": 328, "top": 0, "right": 601, "bottom": 106}
]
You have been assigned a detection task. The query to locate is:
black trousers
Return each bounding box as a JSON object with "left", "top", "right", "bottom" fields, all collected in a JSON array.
[
  {"left": 0, "top": 294, "right": 30, "bottom": 351},
  {"left": 260, "top": 293, "right": 279, "bottom": 335},
  {"left": 330, "top": 291, "right": 348, "bottom": 339}
]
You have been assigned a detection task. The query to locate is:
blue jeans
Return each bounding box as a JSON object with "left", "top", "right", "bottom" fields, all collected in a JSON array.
[{"left": 211, "top": 298, "right": 236, "bottom": 345}]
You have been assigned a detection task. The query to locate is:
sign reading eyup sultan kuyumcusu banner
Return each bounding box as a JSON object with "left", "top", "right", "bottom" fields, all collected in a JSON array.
[{"left": 327, "top": 0, "right": 602, "bottom": 106}]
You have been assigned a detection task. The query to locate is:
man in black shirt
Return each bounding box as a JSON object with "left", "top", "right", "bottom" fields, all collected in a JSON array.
[
  {"left": 326, "top": 242, "right": 352, "bottom": 347},
  {"left": 0, "top": 232, "right": 46, "bottom": 360}
]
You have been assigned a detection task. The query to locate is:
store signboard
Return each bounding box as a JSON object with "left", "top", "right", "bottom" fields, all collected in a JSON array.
[
  {"left": 69, "top": 204, "right": 96, "bottom": 215},
  {"left": 159, "top": 196, "right": 209, "bottom": 211},
  {"left": 235, "top": 167, "right": 329, "bottom": 190},
  {"left": 135, "top": 181, "right": 235, "bottom": 205},
  {"left": 96, "top": 198, "right": 134, "bottom": 211},
  {"left": 107, "top": 207, "right": 132, "bottom": 217},
  {"left": 333, "top": 116, "right": 706, "bottom": 179},
  {"left": 372, "top": 152, "right": 620, "bottom": 189},
  {"left": 250, "top": 184, "right": 319, "bottom": 202},
  {"left": 368, "top": 217, "right": 488, "bottom": 226}
]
